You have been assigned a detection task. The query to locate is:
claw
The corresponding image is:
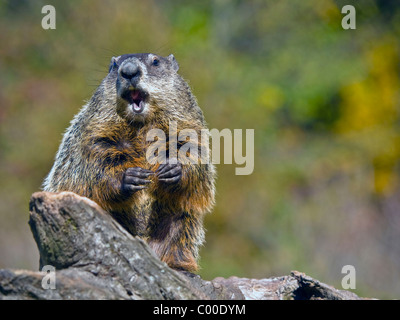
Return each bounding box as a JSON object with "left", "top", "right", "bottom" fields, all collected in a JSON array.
[
  {"left": 157, "top": 166, "right": 181, "bottom": 179},
  {"left": 126, "top": 167, "right": 154, "bottom": 178},
  {"left": 123, "top": 185, "right": 148, "bottom": 192},
  {"left": 159, "top": 176, "right": 181, "bottom": 184},
  {"left": 155, "top": 163, "right": 168, "bottom": 175}
]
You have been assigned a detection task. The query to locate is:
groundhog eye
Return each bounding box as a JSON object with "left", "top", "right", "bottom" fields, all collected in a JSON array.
[{"left": 152, "top": 58, "right": 160, "bottom": 66}]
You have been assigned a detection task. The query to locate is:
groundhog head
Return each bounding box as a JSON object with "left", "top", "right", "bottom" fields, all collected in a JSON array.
[{"left": 108, "top": 53, "right": 180, "bottom": 124}]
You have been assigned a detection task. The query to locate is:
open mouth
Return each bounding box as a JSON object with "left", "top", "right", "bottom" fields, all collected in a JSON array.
[{"left": 122, "top": 88, "right": 147, "bottom": 113}]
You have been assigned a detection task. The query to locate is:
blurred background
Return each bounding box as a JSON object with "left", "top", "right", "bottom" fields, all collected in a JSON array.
[{"left": 1, "top": 0, "right": 400, "bottom": 299}]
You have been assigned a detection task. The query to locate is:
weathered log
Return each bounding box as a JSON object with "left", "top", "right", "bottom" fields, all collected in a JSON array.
[{"left": 0, "top": 192, "right": 365, "bottom": 300}]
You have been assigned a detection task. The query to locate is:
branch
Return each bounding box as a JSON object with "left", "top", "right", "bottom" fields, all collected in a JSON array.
[{"left": 0, "top": 192, "right": 366, "bottom": 300}]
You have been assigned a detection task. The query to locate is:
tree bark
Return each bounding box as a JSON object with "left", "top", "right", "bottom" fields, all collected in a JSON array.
[{"left": 0, "top": 192, "right": 365, "bottom": 300}]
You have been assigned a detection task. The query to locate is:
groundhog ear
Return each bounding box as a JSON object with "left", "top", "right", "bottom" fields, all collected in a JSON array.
[
  {"left": 108, "top": 56, "right": 118, "bottom": 73},
  {"left": 168, "top": 54, "right": 179, "bottom": 72}
]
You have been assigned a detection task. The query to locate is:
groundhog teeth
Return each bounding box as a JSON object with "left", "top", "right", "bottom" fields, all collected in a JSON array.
[{"left": 132, "top": 101, "right": 144, "bottom": 113}]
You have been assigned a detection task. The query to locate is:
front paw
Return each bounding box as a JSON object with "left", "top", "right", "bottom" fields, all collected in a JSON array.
[
  {"left": 122, "top": 167, "right": 153, "bottom": 194},
  {"left": 156, "top": 159, "right": 182, "bottom": 184}
]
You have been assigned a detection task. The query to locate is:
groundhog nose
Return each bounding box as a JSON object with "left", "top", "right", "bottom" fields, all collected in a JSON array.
[{"left": 120, "top": 62, "right": 141, "bottom": 82}]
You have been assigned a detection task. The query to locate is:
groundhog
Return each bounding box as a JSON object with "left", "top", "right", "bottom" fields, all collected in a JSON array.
[{"left": 43, "top": 53, "right": 216, "bottom": 272}]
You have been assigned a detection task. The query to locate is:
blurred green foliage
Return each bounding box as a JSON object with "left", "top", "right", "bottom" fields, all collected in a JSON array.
[{"left": 1, "top": 0, "right": 400, "bottom": 298}]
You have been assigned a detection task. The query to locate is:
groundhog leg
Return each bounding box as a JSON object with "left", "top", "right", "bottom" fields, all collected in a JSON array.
[
  {"left": 145, "top": 160, "right": 204, "bottom": 272},
  {"left": 147, "top": 206, "right": 204, "bottom": 272}
]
